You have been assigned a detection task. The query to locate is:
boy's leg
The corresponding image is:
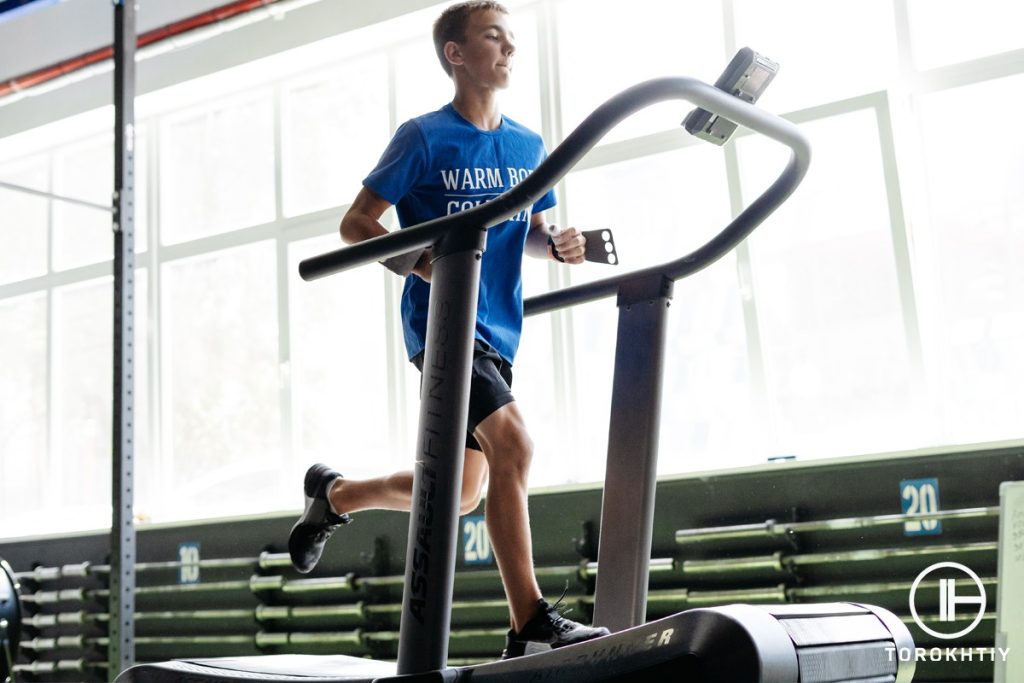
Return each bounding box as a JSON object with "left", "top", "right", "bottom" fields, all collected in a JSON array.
[
  {"left": 288, "top": 451, "right": 487, "bottom": 573},
  {"left": 471, "top": 403, "right": 542, "bottom": 632},
  {"left": 457, "top": 341, "right": 608, "bottom": 652},
  {"left": 474, "top": 403, "right": 610, "bottom": 658},
  {"left": 330, "top": 450, "right": 487, "bottom": 515}
]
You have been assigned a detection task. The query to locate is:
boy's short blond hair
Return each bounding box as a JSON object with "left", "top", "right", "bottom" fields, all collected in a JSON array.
[{"left": 432, "top": 1, "right": 510, "bottom": 77}]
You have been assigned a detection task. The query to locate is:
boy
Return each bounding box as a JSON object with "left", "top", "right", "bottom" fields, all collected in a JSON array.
[{"left": 289, "top": 1, "right": 608, "bottom": 659}]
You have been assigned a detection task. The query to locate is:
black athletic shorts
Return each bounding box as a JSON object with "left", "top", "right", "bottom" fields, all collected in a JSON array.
[{"left": 411, "top": 339, "right": 515, "bottom": 452}]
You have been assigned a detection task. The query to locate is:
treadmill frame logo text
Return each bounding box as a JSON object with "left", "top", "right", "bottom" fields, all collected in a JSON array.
[{"left": 909, "top": 561, "right": 986, "bottom": 640}]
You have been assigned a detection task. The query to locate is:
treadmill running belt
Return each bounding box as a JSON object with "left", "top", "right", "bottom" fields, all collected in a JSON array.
[{"left": 131, "top": 654, "right": 396, "bottom": 682}]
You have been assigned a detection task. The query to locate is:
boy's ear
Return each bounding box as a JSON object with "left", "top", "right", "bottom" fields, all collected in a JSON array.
[{"left": 443, "top": 41, "right": 464, "bottom": 69}]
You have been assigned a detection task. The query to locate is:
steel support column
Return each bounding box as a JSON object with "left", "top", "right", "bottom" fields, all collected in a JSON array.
[
  {"left": 592, "top": 274, "right": 674, "bottom": 633},
  {"left": 395, "top": 231, "right": 485, "bottom": 676},
  {"left": 110, "top": 0, "right": 137, "bottom": 676}
]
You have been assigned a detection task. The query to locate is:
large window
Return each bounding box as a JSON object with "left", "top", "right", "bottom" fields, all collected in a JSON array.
[
  {"left": 287, "top": 236, "right": 395, "bottom": 478},
  {"left": 560, "top": 144, "right": 741, "bottom": 476},
  {"left": 731, "top": 0, "right": 900, "bottom": 113},
  {"left": 282, "top": 58, "right": 391, "bottom": 217},
  {"left": 0, "top": 156, "right": 48, "bottom": 283},
  {"left": 160, "top": 92, "right": 276, "bottom": 244},
  {"left": 52, "top": 135, "right": 114, "bottom": 270},
  {"left": 52, "top": 278, "right": 113, "bottom": 528},
  {"left": 906, "top": 0, "right": 1024, "bottom": 70},
  {"left": 1, "top": 0, "right": 1022, "bottom": 537},
  {"left": 555, "top": 0, "right": 724, "bottom": 143},
  {"left": 0, "top": 294, "right": 47, "bottom": 532},
  {"left": 740, "top": 109, "right": 921, "bottom": 456},
  {"left": 160, "top": 242, "right": 281, "bottom": 520},
  {"left": 914, "top": 74, "right": 1024, "bottom": 444}
]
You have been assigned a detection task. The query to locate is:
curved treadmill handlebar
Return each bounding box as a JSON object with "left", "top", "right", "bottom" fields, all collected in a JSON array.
[
  {"left": 292, "top": 76, "right": 813, "bottom": 676},
  {"left": 297, "top": 76, "right": 810, "bottom": 289}
]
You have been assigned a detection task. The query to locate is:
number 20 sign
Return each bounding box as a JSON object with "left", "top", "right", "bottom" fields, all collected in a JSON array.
[
  {"left": 901, "top": 478, "right": 942, "bottom": 536},
  {"left": 463, "top": 515, "right": 493, "bottom": 565}
]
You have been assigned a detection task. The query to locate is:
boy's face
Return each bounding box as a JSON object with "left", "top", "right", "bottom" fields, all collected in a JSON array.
[{"left": 448, "top": 9, "right": 516, "bottom": 90}]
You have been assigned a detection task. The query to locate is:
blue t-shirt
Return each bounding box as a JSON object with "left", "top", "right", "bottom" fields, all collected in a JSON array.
[{"left": 364, "top": 103, "right": 556, "bottom": 364}]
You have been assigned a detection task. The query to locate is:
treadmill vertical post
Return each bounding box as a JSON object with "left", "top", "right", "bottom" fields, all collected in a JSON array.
[
  {"left": 396, "top": 229, "right": 486, "bottom": 675},
  {"left": 110, "top": 0, "right": 137, "bottom": 675},
  {"left": 592, "top": 274, "right": 674, "bottom": 632}
]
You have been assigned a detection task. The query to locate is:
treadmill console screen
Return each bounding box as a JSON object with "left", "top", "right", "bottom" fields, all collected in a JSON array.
[{"left": 683, "top": 47, "right": 779, "bottom": 145}]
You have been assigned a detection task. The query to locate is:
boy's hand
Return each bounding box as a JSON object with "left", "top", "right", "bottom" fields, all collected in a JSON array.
[
  {"left": 549, "top": 227, "right": 587, "bottom": 265},
  {"left": 412, "top": 248, "right": 433, "bottom": 282}
]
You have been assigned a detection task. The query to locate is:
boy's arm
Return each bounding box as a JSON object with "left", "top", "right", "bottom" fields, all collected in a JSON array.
[
  {"left": 341, "top": 186, "right": 432, "bottom": 281},
  {"left": 525, "top": 212, "right": 586, "bottom": 265}
]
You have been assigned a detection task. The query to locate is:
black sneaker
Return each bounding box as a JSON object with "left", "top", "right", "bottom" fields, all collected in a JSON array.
[
  {"left": 288, "top": 463, "right": 351, "bottom": 574},
  {"left": 501, "top": 596, "right": 610, "bottom": 659}
]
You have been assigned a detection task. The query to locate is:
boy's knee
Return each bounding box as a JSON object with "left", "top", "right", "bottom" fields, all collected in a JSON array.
[
  {"left": 460, "top": 450, "right": 486, "bottom": 514},
  {"left": 495, "top": 426, "right": 532, "bottom": 466},
  {"left": 488, "top": 437, "right": 532, "bottom": 484},
  {"left": 476, "top": 404, "right": 534, "bottom": 473},
  {"left": 510, "top": 427, "right": 533, "bottom": 458},
  {"left": 459, "top": 486, "right": 482, "bottom": 515}
]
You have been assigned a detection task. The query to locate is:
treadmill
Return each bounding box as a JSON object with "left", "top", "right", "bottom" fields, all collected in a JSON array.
[{"left": 116, "top": 50, "right": 916, "bottom": 683}]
